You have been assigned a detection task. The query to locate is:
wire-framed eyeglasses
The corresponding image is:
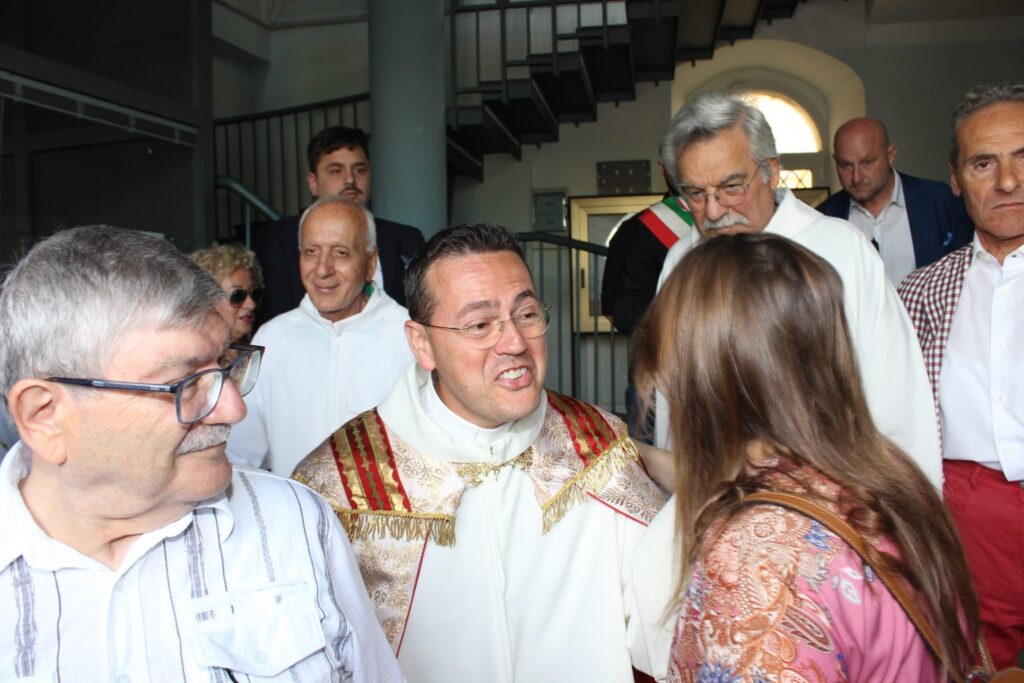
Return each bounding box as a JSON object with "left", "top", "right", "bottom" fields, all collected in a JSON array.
[
  {"left": 676, "top": 165, "right": 764, "bottom": 207},
  {"left": 47, "top": 343, "right": 264, "bottom": 425},
  {"left": 419, "top": 302, "right": 552, "bottom": 350}
]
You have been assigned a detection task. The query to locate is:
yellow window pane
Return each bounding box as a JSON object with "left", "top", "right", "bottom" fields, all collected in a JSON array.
[
  {"left": 743, "top": 91, "right": 822, "bottom": 154},
  {"left": 780, "top": 169, "right": 814, "bottom": 189}
]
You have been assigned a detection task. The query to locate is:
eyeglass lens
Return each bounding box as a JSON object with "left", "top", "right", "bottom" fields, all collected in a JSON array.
[
  {"left": 177, "top": 349, "right": 261, "bottom": 423},
  {"left": 465, "top": 304, "right": 551, "bottom": 350}
]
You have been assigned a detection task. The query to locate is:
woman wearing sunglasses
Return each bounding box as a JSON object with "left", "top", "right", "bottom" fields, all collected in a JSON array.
[{"left": 191, "top": 243, "right": 264, "bottom": 343}]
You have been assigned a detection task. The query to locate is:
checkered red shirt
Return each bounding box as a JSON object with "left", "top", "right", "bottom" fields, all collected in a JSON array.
[{"left": 896, "top": 245, "right": 973, "bottom": 431}]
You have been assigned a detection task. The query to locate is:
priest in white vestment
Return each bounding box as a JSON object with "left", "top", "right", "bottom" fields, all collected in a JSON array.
[{"left": 294, "top": 223, "right": 668, "bottom": 683}]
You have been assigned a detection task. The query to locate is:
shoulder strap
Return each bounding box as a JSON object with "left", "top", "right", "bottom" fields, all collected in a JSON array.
[{"left": 741, "top": 491, "right": 964, "bottom": 681}]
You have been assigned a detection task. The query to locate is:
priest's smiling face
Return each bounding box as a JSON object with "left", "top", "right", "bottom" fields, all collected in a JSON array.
[{"left": 407, "top": 250, "right": 548, "bottom": 429}]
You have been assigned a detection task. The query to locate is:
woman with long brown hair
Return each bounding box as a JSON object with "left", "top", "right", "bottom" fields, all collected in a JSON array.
[{"left": 634, "top": 233, "right": 980, "bottom": 681}]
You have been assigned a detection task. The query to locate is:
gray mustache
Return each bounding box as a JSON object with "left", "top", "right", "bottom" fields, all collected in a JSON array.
[
  {"left": 704, "top": 213, "right": 751, "bottom": 230},
  {"left": 177, "top": 425, "right": 232, "bottom": 456}
]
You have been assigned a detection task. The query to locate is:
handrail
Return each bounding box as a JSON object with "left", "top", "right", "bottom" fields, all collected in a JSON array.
[
  {"left": 214, "top": 92, "right": 370, "bottom": 126},
  {"left": 517, "top": 231, "right": 608, "bottom": 256},
  {"left": 214, "top": 176, "right": 281, "bottom": 247},
  {"left": 215, "top": 176, "right": 281, "bottom": 221}
]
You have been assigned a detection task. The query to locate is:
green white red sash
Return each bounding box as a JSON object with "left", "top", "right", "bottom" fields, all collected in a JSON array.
[{"left": 637, "top": 196, "right": 694, "bottom": 249}]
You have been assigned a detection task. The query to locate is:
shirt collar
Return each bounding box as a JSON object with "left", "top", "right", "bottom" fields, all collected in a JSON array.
[
  {"left": 421, "top": 376, "right": 513, "bottom": 450},
  {"left": 297, "top": 284, "right": 384, "bottom": 336},
  {"left": 849, "top": 169, "right": 903, "bottom": 214},
  {"left": 0, "top": 442, "right": 233, "bottom": 573},
  {"left": 379, "top": 364, "right": 546, "bottom": 464},
  {"left": 971, "top": 232, "right": 1024, "bottom": 265}
]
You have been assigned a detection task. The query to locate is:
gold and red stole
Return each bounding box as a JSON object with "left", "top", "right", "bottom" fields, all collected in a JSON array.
[{"left": 293, "top": 390, "right": 665, "bottom": 652}]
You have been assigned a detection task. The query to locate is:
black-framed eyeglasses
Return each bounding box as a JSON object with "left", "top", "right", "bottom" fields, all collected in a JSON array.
[
  {"left": 418, "top": 302, "right": 552, "bottom": 350},
  {"left": 676, "top": 164, "right": 765, "bottom": 207},
  {"left": 47, "top": 343, "right": 264, "bottom": 425},
  {"left": 228, "top": 287, "right": 263, "bottom": 307}
]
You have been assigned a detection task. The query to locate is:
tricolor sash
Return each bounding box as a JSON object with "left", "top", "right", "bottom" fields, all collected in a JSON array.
[{"left": 637, "top": 196, "right": 694, "bottom": 249}]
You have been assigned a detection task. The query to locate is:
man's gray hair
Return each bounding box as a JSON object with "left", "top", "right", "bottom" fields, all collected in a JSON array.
[
  {"left": 659, "top": 91, "right": 778, "bottom": 189},
  {"left": 949, "top": 82, "right": 1024, "bottom": 166},
  {"left": 298, "top": 196, "right": 377, "bottom": 252},
  {"left": 0, "top": 226, "right": 224, "bottom": 414}
]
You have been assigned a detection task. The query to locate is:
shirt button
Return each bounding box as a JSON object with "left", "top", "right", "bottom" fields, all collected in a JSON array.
[
  {"left": 997, "top": 394, "right": 1007, "bottom": 403},
  {"left": 116, "top": 676, "right": 131, "bottom": 683},
  {"left": 255, "top": 651, "right": 268, "bottom": 663},
  {"left": 998, "top": 340, "right": 1007, "bottom": 348}
]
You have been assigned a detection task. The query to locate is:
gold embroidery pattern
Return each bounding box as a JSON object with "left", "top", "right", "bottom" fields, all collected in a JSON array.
[
  {"left": 531, "top": 393, "right": 666, "bottom": 531},
  {"left": 351, "top": 534, "right": 425, "bottom": 652},
  {"left": 454, "top": 450, "right": 533, "bottom": 487},
  {"left": 330, "top": 410, "right": 411, "bottom": 514}
]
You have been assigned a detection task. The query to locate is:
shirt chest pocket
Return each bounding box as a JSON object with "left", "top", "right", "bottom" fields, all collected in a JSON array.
[{"left": 185, "top": 580, "right": 326, "bottom": 677}]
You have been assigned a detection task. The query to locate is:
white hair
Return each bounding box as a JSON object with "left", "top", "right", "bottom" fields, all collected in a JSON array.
[
  {"left": 298, "top": 196, "right": 377, "bottom": 252},
  {"left": 659, "top": 91, "right": 778, "bottom": 189},
  {"left": 0, "top": 226, "right": 224, "bottom": 415}
]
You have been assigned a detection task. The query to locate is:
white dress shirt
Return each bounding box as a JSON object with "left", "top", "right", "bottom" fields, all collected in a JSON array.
[
  {"left": 939, "top": 236, "right": 1024, "bottom": 480},
  {"left": 375, "top": 365, "right": 662, "bottom": 683},
  {"left": 0, "top": 445, "right": 403, "bottom": 682},
  {"left": 227, "top": 287, "right": 414, "bottom": 477},
  {"left": 657, "top": 189, "right": 942, "bottom": 488},
  {"left": 847, "top": 171, "right": 917, "bottom": 285}
]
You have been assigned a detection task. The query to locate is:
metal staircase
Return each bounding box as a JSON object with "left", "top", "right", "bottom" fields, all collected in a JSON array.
[{"left": 445, "top": 0, "right": 802, "bottom": 181}]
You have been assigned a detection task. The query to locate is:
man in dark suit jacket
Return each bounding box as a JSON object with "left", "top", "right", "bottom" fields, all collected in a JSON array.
[
  {"left": 253, "top": 126, "right": 426, "bottom": 324},
  {"left": 818, "top": 118, "right": 972, "bottom": 283}
]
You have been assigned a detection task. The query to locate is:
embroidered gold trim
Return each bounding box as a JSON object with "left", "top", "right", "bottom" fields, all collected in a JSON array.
[
  {"left": 453, "top": 450, "right": 533, "bottom": 487},
  {"left": 539, "top": 435, "right": 640, "bottom": 533},
  {"left": 294, "top": 472, "right": 457, "bottom": 547},
  {"left": 339, "top": 508, "right": 456, "bottom": 547}
]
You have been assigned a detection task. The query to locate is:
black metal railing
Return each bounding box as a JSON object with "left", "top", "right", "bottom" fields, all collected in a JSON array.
[
  {"left": 214, "top": 176, "right": 281, "bottom": 247},
  {"left": 519, "top": 230, "right": 627, "bottom": 417},
  {"left": 447, "top": 0, "right": 627, "bottom": 108},
  {"left": 213, "top": 93, "right": 370, "bottom": 241}
]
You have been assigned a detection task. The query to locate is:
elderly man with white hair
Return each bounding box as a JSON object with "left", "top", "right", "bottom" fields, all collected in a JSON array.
[
  {"left": 651, "top": 91, "right": 941, "bottom": 487},
  {"left": 0, "top": 225, "right": 401, "bottom": 680},
  {"left": 227, "top": 196, "right": 414, "bottom": 477}
]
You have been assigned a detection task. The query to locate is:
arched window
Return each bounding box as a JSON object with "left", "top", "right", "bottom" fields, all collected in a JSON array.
[{"left": 743, "top": 90, "right": 822, "bottom": 189}]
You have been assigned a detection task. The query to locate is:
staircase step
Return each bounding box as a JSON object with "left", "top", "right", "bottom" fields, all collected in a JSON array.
[
  {"left": 447, "top": 103, "right": 522, "bottom": 160},
  {"left": 480, "top": 78, "right": 559, "bottom": 145},
  {"left": 530, "top": 52, "right": 597, "bottom": 124},
  {"left": 577, "top": 25, "right": 636, "bottom": 103}
]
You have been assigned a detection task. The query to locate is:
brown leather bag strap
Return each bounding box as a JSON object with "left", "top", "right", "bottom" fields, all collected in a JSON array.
[{"left": 741, "top": 491, "right": 963, "bottom": 681}]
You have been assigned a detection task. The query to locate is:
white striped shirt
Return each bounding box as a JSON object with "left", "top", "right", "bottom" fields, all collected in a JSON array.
[{"left": 0, "top": 444, "right": 404, "bottom": 683}]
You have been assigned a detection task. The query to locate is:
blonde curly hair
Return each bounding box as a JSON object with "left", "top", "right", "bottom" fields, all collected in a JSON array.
[{"left": 190, "top": 243, "right": 263, "bottom": 288}]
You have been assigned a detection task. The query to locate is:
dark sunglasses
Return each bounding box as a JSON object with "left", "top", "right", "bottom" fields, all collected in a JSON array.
[{"left": 228, "top": 287, "right": 263, "bottom": 307}]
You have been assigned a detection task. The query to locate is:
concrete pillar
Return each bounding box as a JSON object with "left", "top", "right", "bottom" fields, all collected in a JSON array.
[{"left": 369, "top": 0, "right": 447, "bottom": 237}]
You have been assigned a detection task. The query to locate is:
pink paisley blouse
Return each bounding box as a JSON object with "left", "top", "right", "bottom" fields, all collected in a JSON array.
[{"left": 667, "top": 477, "right": 941, "bottom": 682}]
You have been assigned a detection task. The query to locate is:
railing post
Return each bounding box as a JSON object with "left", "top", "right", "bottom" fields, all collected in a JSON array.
[{"left": 242, "top": 204, "right": 250, "bottom": 248}]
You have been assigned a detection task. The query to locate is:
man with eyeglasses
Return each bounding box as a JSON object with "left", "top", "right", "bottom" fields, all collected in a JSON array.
[
  {"left": 648, "top": 91, "right": 941, "bottom": 488},
  {"left": 227, "top": 195, "right": 414, "bottom": 477},
  {"left": 293, "top": 223, "right": 668, "bottom": 682},
  {"left": 0, "top": 226, "right": 402, "bottom": 681}
]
